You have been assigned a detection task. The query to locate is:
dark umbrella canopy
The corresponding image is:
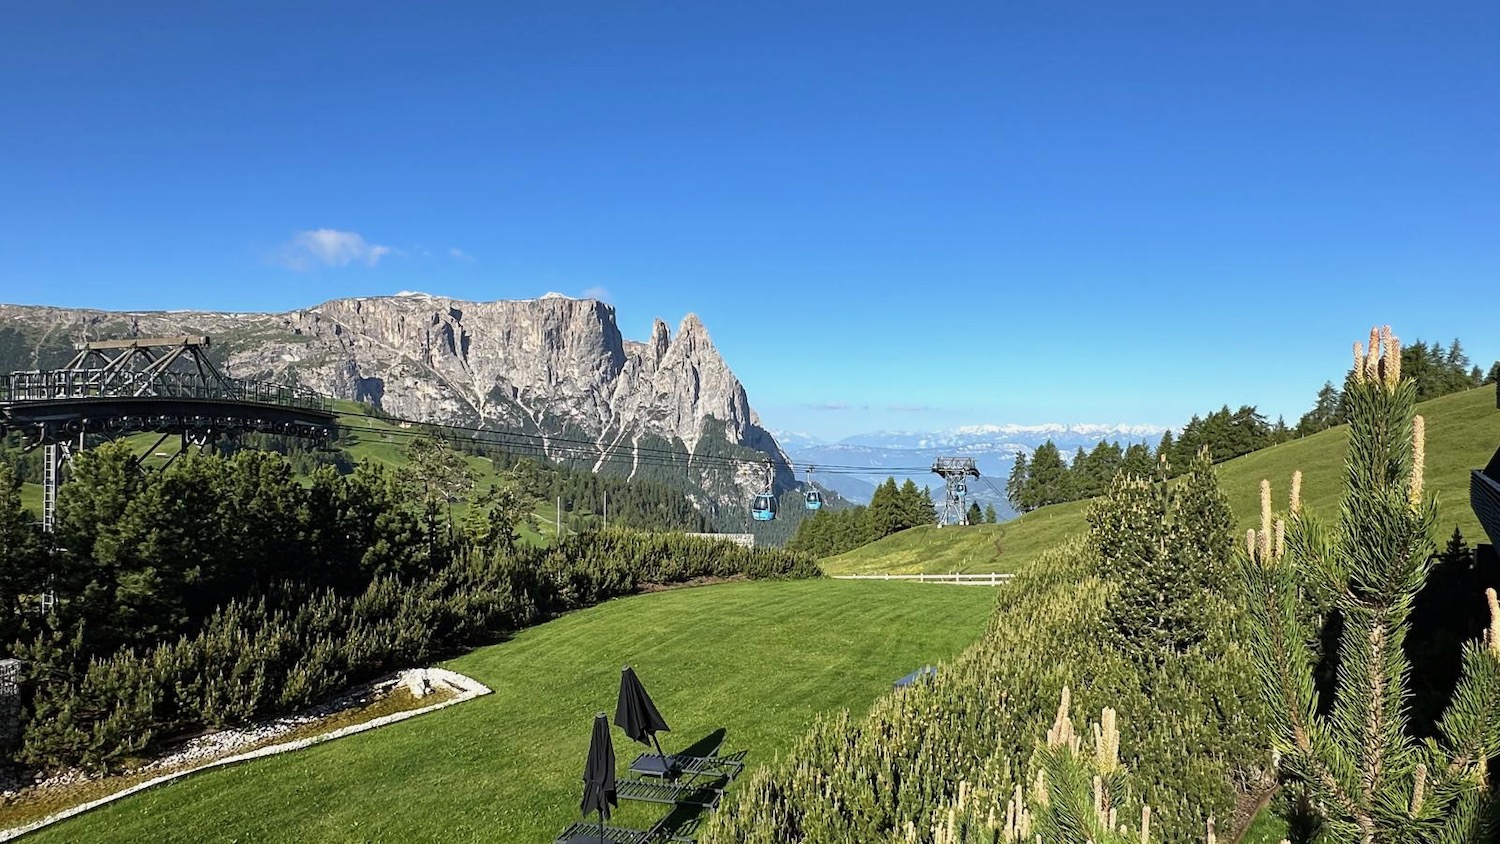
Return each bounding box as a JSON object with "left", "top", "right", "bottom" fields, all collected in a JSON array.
[
  {"left": 614, "top": 666, "right": 670, "bottom": 746},
  {"left": 579, "top": 713, "right": 617, "bottom": 821}
]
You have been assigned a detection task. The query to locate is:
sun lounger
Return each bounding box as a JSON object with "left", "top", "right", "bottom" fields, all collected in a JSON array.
[
  {"left": 554, "top": 820, "right": 656, "bottom": 844},
  {"left": 617, "top": 776, "right": 726, "bottom": 809},
  {"left": 628, "top": 749, "right": 747, "bottom": 780}
]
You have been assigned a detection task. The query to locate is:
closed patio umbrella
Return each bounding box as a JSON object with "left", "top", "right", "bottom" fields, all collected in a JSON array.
[
  {"left": 579, "top": 712, "right": 616, "bottom": 844},
  {"left": 615, "top": 666, "right": 673, "bottom": 775}
]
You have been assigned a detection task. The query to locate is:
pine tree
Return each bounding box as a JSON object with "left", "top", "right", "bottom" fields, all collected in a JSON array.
[
  {"left": 1154, "top": 430, "right": 1175, "bottom": 468},
  {"left": 1173, "top": 446, "right": 1235, "bottom": 593},
  {"left": 1271, "top": 414, "right": 1291, "bottom": 444},
  {"left": 898, "top": 479, "right": 932, "bottom": 529},
  {"left": 1091, "top": 449, "right": 1231, "bottom": 665},
  {"left": 1080, "top": 440, "right": 1123, "bottom": 498},
  {"left": 1245, "top": 327, "right": 1500, "bottom": 842},
  {"left": 1298, "top": 381, "right": 1343, "bottom": 435},
  {"left": 965, "top": 502, "right": 982, "bottom": 526},
  {"left": 1069, "top": 446, "right": 1089, "bottom": 497},
  {"left": 1120, "top": 443, "right": 1153, "bottom": 479},
  {"left": 984, "top": 503, "right": 998, "bottom": 524},
  {"left": 1000, "top": 689, "right": 1153, "bottom": 844},
  {"left": 922, "top": 688, "right": 1165, "bottom": 844},
  {"left": 1025, "top": 441, "right": 1071, "bottom": 509},
  {"left": 0, "top": 463, "right": 45, "bottom": 642},
  {"left": 915, "top": 484, "right": 937, "bottom": 525},
  {"left": 866, "top": 477, "right": 905, "bottom": 538},
  {"left": 399, "top": 434, "right": 476, "bottom": 555},
  {"left": 1006, "top": 452, "right": 1029, "bottom": 513}
]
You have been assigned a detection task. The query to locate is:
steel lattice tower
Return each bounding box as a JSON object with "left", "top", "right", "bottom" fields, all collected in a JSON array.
[{"left": 931, "top": 457, "right": 980, "bottom": 527}]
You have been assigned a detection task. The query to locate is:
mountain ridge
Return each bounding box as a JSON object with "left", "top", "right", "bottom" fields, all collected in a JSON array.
[{"left": 0, "top": 295, "right": 795, "bottom": 521}]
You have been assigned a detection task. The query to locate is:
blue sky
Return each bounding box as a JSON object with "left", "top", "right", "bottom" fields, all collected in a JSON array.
[{"left": 2, "top": 2, "right": 1496, "bottom": 440}]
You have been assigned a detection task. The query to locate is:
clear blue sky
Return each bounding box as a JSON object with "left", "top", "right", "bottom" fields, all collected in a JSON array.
[{"left": 2, "top": 2, "right": 1496, "bottom": 440}]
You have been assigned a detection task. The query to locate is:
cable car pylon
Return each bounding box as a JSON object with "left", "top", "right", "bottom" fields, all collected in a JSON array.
[{"left": 931, "top": 457, "right": 979, "bottom": 527}]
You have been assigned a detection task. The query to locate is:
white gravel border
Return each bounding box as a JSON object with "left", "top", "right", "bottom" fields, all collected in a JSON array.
[{"left": 0, "top": 668, "right": 492, "bottom": 841}]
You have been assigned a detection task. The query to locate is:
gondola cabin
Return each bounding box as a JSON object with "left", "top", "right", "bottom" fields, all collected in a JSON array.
[
  {"left": 751, "top": 493, "right": 777, "bottom": 521},
  {"left": 804, "top": 489, "right": 823, "bottom": 510}
]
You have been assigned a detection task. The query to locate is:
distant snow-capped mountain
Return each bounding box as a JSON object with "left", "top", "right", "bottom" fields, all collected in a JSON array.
[
  {"left": 836, "top": 423, "right": 1168, "bottom": 450},
  {"left": 773, "top": 422, "right": 1167, "bottom": 516}
]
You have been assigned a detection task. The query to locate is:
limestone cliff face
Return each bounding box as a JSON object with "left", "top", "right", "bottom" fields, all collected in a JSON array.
[{"left": 0, "top": 294, "right": 792, "bottom": 508}]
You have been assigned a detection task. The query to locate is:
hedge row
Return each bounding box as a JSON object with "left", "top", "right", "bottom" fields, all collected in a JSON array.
[{"left": 17, "top": 532, "right": 819, "bottom": 772}]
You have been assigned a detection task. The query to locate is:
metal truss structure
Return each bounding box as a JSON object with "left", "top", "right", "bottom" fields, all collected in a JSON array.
[
  {"left": 931, "top": 456, "right": 980, "bottom": 527},
  {"left": 0, "top": 336, "right": 338, "bottom": 533}
]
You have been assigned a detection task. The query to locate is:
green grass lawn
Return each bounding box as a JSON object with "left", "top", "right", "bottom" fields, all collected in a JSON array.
[
  {"left": 824, "top": 385, "right": 1500, "bottom": 576},
  {"left": 814, "top": 506, "right": 1085, "bottom": 576},
  {"left": 26, "top": 579, "right": 996, "bottom": 843}
]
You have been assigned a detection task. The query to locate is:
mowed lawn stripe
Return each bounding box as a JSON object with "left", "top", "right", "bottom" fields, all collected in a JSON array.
[{"left": 30, "top": 579, "right": 996, "bottom": 843}]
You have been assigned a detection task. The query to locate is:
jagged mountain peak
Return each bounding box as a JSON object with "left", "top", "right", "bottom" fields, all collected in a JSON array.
[{"left": 0, "top": 294, "right": 791, "bottom": 515}]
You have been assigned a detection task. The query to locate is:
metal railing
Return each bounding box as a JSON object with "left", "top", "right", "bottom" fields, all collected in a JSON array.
[{"left": 2, "top": 369, "right": 332, "bottom": 413}]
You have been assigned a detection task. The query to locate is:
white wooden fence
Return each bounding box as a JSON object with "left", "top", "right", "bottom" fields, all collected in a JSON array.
[{"left": 832, "top": 573, "right": 1014, "bottom": 586}]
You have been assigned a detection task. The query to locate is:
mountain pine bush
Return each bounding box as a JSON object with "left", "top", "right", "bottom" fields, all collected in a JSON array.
[
  {"left": 703, "top": 523, "right": 1269, "bottom": 844},
  {"left": 1244, "top": 327, "right": 1500, "bottom": 842},
  {"left": 1091, "top": 448, "right": 1235, "bottom": 667}
]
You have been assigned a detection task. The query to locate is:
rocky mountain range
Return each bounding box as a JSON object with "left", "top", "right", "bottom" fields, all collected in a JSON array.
[{"left": 0, "top": 293, "right": 794, "bottom": 520}]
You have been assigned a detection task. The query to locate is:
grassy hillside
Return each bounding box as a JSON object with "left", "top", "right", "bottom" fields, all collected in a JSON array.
[
  {"left": 27, "top": 579, "right": 996, "bottom": 843},
  {"left": 16, "top": 405, "right": 560, "bottom": 542},
  {"left": 332, "top": 406, "right": 556, "bottom": 543},
  {"left": 825, "top": 385, "right": 1500, "bottom": 575}
]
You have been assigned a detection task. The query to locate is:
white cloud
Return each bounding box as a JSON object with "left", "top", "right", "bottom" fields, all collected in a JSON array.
[
  {"left": 277, "top": 229, "right": 391, "bottom": 270},
  {"left": 449, "top": 247, "right": 475, "bottom": 263},
  {"left": 582, "top": 285, "right": 612, "bottom": 302}
]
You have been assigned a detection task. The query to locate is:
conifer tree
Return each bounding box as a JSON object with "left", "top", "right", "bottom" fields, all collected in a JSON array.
[
  {"left": 867, "top": 477, "right": 905, "bottom": 537},
  {"left": 1121, "top": 443, "right": 1153, "bottom": 479},
  {"left": 924, "top": 689, "right": 1159, "bottom": 844},
  {"left": 1010, "top": 689, "right": 1153, "bottom": 844},
  {"left": 0, "top": 463, "right": 45, "bottom": 642},
  {"left": 965, "top": 502, "right": 983, "bottom": 526},
  {"left": 1154, "top": 430, "right": 1175, "bottom": 468},
  {"left": 399, "top": 434, "right": 476, "bottom": 555},
  {"left": 1297, "top": 381, "right": 1343, "bottom": 436},
  {"left": 1245, "top": 327, "right": 1500, "bottom": 842},
  {"left": 1091, "top": 449, "right": 1232, "bottom": 665},
  {"left": 919, "top": 485, "right": 938, "bottom": 525},
  {"left": 1006, "top": 452, "right": 1029, "bottom": 513},
  {"left": 1070, "top": 446, "right": 1089, "bottom": 495},
  {"left": 1080, "top": 440, "right": 1124, "bottom": 498},
  {"left": 1025, "top": 441, "right": 1071, "bottom": 509},
  {"left": 984, "top": 503, "right": 998, "bottom": 524},
  {"left": 1173, "top": 446, "right": 1235, "bottom": 593},
  {"left": 899, "top": 478, "right": 935, "bottom": 527}
]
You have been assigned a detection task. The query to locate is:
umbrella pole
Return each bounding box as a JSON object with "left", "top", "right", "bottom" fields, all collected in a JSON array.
[
  {"left": 651, "top": 734, "right": 671, "bottom": 778},
  {"left": 598, "top": 806, "right": 605, "bottom": 844}
]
